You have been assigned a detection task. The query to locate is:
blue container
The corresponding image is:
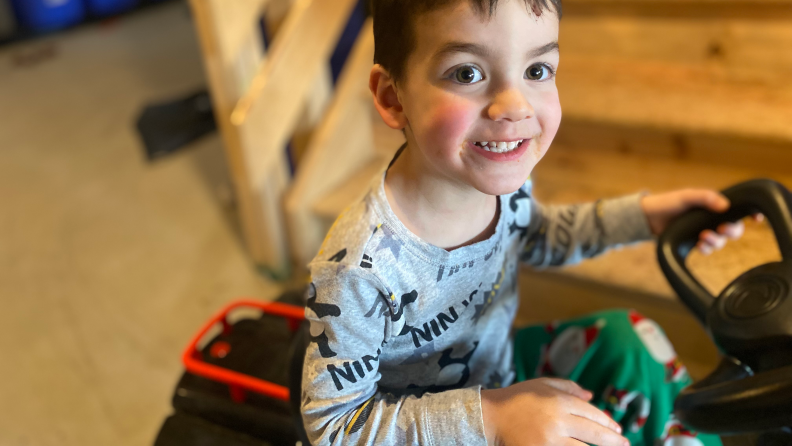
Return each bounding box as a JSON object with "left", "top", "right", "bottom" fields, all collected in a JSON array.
[
  {"left": 11, "top": 0, "right": 85, "bottom": 32},
  {"left": 85, "top": 0, "right": 137, "bottom": 17}
]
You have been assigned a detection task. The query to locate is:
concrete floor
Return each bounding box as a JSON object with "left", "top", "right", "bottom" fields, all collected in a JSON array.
[{"left": 0, "top": 3, "right": 281, "bottom": 445}]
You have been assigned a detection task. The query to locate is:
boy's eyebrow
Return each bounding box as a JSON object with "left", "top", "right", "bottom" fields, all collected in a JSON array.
[
  {"left": 434, "top": 42, "right": 492, "bottom": 59},
  {"left": 527, "top": 41, "right": 559, "bottom": 59},
  {"left": 433, "top": 41, "right": 559, "bottom": 60}
]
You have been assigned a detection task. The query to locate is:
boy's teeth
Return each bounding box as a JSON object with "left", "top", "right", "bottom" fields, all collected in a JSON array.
[{"left": 476, "top": 140, "right": 524, "bottom": 153}]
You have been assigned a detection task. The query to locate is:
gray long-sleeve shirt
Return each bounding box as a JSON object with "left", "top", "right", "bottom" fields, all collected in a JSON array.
[{"left": 301, "top": 171, "right": 652, "bottom": 445}]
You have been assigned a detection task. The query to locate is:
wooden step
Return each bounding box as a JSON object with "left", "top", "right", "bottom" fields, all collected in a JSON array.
[
  {"left": 312, "top": 158, "right": 389, "bottom": 220},
  {"left": 309, "top": 115, "right": 403, "bottom": 223},
  {"left": 553, "top": 120, "right": 792, "bottom": 177}
]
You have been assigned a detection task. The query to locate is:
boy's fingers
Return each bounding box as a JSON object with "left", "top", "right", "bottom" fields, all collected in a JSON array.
[
  {"left": 697, "top": 241, "right": 713, "bottom": 256},
  {"left": 568, "top": 399, "right": 622, "bottom": 434},
  {"left": 700, "top": 229, "right": 727, "bottom": 251},
  {"left": 717, "top": 221, "right": 744, "bottom": 239},
  {"left": 540, "top": 378, "right": 592, "bottom": 400},
  {"left": 566, "top": 416, "right": 630, "bottom": 446},
  {"left": 681, "top": 189, "right": 729, "bottom": 213},
  {"left": 754, "top": 213, "right": 765, "bottom": 223}
]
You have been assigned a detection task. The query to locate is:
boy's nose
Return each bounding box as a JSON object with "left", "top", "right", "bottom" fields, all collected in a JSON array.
[{"left": 487, "top": 89, "right": 535, "bottom": 122}]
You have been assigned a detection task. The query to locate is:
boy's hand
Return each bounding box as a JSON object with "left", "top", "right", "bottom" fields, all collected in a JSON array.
[
  {"left": 481, "top": 378, "right": 628, "bottom": 446},
  {"left": 641, "top": 189, "right": 760, "bottom": 255}
]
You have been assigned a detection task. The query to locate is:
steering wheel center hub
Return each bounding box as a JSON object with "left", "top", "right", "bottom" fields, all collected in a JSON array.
[{"left": 724, "top": 275, "right": 788, "bottom": 319}]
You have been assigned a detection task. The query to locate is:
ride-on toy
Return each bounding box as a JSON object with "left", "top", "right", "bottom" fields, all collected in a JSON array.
[
  {"left": 153, "top": 289, "right": 310, "bottom": 446},
  {"left": 154, "top": 179, "right": 792, "bottom": 446},
  {"left": 659, "top": 179, "right": 792, "bottom": 446}
]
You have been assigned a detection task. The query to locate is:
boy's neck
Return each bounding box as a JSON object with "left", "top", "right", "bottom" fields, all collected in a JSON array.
[{"left": 384, "top": 143, "right": 500, "bottom": 251}]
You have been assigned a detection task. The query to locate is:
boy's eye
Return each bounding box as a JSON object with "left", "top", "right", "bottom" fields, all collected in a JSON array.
[
  {"left": 453, "top": 66, "right": 484, "bottom": 84},
  {"left": 525, "top": 63, "right": 554, "bottom": 81}
]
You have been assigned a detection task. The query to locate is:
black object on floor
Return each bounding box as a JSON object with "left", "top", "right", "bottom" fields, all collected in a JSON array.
[{"left": 136, "top": 90, "right": 216, "bottom": 160}]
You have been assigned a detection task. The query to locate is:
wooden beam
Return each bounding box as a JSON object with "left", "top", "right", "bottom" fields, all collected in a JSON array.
[
  {"left": 557, "top": 8, "right": 792, "bottom": 142},
  {"left": 563, "top": 0, "right": 792, "bottom": 19},
  {"left": 554, "top": 121, "right": 792, "bottom": 175},
  {"left": 188, "top": 0, "right": 273, "bottom": 275},
  {"left": 194, "top": 0, "right": 268, "bottom": 101},
  {"left": 557, "top": 55, "right": 792, "bottom": 143},
  {"left": 560, "top": 14, "right": 792, "bottom": 86},
  {"left": 231, "top": 0, "right": 360, "bottom": 181}
]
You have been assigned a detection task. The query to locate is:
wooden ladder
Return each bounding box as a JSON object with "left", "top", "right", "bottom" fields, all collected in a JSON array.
[{"left": 189, "top": 0, "right": 360, "bottom": 277}]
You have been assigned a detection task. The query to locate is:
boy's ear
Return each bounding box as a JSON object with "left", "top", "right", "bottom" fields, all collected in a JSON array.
[{"left": 369, "top": 65, "right": 407, "bottom": 130}]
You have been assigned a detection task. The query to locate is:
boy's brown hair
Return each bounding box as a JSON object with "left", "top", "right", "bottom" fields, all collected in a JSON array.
[{"left": 371, "top": 0, "right": 563, "bottom": 84}]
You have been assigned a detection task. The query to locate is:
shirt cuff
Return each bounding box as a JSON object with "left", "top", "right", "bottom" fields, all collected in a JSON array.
[
  {"left": 600, "top": 193, "right": 654, "bottom": 246},
  {"left": 423, "top": 386, "right": 488, "bottom": 446}
]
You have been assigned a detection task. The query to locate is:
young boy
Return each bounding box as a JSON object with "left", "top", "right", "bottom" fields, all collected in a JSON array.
[{"left": 301, "top": 1, "right": 744, "bottom": 444}]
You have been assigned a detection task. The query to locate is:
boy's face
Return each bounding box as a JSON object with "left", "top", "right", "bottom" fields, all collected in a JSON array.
[{"left": 393, "top": 0, "right": 561, "bottom": 196}]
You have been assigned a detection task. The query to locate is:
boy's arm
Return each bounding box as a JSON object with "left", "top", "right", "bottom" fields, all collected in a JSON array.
[
  {"left": 302, "top": 263, "right": 487, "bottom": 446},
  {"left": 519, "top": 185, "right": 652, "bottom": 267}
]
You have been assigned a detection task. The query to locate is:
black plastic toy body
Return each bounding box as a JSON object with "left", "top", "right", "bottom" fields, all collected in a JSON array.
[{"left": 658, "top": 179, "right": 792, "bottom": 445}]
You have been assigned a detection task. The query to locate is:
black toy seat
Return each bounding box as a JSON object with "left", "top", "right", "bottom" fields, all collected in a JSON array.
[
  {"left": 155, "top": 291, "right": 310, "bottom": 446},
  {"left": 289, "top": 323, "right": 311, "bottom": 445},
  {"left": 170, "top": 313, "right": 298, "bottom": 444}
]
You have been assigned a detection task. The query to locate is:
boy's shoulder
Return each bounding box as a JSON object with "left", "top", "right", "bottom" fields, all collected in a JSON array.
[{"left": 309, "top": 190, "right": 382, "bottom": 270}]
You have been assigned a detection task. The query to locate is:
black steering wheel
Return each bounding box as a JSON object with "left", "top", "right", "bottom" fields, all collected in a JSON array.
[{"left": 657, "top": 179, "right": 792, "bottom": 437}]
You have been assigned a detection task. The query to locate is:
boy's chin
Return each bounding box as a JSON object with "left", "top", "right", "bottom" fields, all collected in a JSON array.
[{"left": 471, "top": 174, "right": 531, "bottom": 197}]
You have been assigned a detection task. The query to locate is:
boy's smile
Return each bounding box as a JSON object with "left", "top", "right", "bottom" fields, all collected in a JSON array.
[{"left": 388, "top": 0, "right": 560, "bottom": 196}]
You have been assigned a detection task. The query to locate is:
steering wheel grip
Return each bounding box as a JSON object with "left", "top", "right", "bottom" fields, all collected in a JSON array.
[
  {"left": 676, "top": 361, "right": 792, "bottom": 433},
  {"left": 657, "top": 179, "right": 792, "bottom": 324}
]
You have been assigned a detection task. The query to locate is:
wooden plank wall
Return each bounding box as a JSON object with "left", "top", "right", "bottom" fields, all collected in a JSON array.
[{"left": 558, "top": 0, "right": 792, "bottom": 165}]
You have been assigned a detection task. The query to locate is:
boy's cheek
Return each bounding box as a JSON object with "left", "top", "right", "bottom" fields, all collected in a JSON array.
[
  {"left": 419, "top": 100, "right": 478, "bottom": 152},
  {"left": 538, "top": 93, "right": 562, "bottom": 140}
]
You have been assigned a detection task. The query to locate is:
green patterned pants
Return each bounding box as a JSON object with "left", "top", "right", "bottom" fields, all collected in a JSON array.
[{"left": 513, "top": 310, "right": 722, "bottom": 446}]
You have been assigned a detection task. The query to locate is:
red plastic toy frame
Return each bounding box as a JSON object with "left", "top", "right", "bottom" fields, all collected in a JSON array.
[{"left": 182, "top": 299, "right": 306, "bottom": 403}]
